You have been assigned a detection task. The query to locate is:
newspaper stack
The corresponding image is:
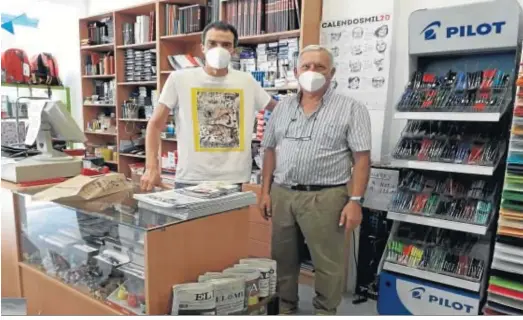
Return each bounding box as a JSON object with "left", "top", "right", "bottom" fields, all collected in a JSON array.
[{"left": 133, "top": 184, "right": 256, "bottom": 220}]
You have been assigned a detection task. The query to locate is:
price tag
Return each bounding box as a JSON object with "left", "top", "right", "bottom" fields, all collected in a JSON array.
[{"left": 363, "top": 168, "right": 399, "bottom": 211}]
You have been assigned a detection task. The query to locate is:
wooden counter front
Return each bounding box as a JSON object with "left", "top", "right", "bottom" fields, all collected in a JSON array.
[
  {"left": 145, "top": 207, "right": 249, "bottom": 314},
  {"left": 1, "top": 187, "right": 23, "bottom": 298},
  {"left": 1, "top": 179, "right": 59, "bottom": 299}
]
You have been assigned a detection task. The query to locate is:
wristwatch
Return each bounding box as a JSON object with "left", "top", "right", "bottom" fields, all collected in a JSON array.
[{"left": 349, "top": 196, "right": 365, "bottom": 206}]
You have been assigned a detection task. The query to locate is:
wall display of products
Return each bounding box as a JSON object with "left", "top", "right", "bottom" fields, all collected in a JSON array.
[
  {"left": 379, "top": 0, "right": 523, "bottom": 315},
  {"left": 320, "top": 13, "right": 393, "bottom": 111},
  {"left": 484, "top": 46, "right": 523, "bottom": 316},
  {"left": 389, "top": 170, "right": 498, "bottom": 228},
  {"left": 235, "top": 38, "right": 299, "bottom": 88},
  {"left": 392, "top": 120, "right": 507, "bottom": 167},
  {"left": 384, "top": 223, "right": 489, "bottom": 283},
  {"left": 396, "top": 69, "right": 513, "bottom": 114}
]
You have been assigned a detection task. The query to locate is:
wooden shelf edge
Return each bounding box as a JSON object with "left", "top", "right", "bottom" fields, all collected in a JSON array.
[
  {"left": 120, "top": 153, "right": 146, "bottom": 159},
  {"left": 80, "top": 43, "right": 114, "bottom": 51},
  {"left": 117, "top": 81, "right": 157, "bottom": 86},
  {"left": 160, "top": 32, "right": 202, "bottom": 41},
  {"left": 84, "top": 131, "right": 117, "bottom": 136},
  {"left": 119, "top": 118, "right": 149, "bottom": 122},
  {"left": 82, "top": 75, "right": 115, "bottom": 79},
  {"left": 19, "top": 262, "right": 123, "bottom": 315},
  {"left": 238, "top": 30, "right": 300, "bottom": 44},
  {"left": 84, "top": 104, "right": 115, "bottom": 107},
  {"left": 117, "top": 42, "right": 156, "bottom": 49}
]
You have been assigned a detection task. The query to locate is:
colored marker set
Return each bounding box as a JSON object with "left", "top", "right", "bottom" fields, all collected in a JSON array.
[
  {"left": 396, "top": 69, "right": 512, "bottom": 113},
  {"left": 386, "top": 224, "right": 488, "bottom": 282},
  {"left": 393, "top": 120, "right": 506, "bottom": 166},
  {"left": 389, "top": 170, "right": 497, "bottom": 225},
  {"left": 386, "top": 240, "right": 485, "bottom": 281}
]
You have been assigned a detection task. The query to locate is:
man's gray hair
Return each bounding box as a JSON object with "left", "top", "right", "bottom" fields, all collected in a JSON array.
[{"left": 297, "top": 45, "right": 334, "bottom": 69}]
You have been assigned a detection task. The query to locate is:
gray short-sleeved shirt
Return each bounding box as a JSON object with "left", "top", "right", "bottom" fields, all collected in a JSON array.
[{"left": 262, "top": 88, "right": 371, "bottom": 185}]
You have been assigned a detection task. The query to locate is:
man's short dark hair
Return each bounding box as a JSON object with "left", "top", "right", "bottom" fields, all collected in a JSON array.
[{"left": 202, "top": 21, "right": 239, "bottom": 47}]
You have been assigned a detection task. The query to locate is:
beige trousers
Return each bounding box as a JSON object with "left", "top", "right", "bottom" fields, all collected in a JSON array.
[{"left": 270, "top": 184, "right": 348, "bottom": 315}]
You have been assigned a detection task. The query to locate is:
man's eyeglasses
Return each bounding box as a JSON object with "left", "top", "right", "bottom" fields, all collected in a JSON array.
[{"left": 284, "top": 105, "right": 320, "bottom": 141}]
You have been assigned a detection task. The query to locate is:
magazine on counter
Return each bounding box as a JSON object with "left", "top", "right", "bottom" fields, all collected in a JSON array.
[{"left": 133, "top": 183, "right": 241, "bottom": 208}]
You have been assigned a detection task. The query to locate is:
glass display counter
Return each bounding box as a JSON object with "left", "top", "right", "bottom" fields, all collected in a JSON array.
[{"left": 3, "top": 185, "right": 250, "bottom": 315}]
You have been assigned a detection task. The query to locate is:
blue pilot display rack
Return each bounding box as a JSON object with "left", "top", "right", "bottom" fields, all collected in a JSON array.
[{"left": 378, "top": 0, "right": 523, "bottom": 315}]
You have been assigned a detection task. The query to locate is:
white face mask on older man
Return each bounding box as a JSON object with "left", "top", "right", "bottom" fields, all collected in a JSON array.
[{"left": 298, "top": 71, "right": 327, "bottom": 92}]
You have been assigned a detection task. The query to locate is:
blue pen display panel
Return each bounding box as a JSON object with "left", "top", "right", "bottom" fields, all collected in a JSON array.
[
  {"left": 396, "top": 51, "right": 517, "bottom": 113},
  {"left": 378, "top": 271, "right": 481, "bottom": 315}
]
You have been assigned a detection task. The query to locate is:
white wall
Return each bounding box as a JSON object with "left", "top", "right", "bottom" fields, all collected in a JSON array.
[{"left": 1, "top": 0, "right": 88, "bottom": 128}]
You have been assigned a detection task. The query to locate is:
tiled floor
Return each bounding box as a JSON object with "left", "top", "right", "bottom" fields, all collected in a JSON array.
[{"left": 297, "top": 284, "right": 378, "bottom": 316}]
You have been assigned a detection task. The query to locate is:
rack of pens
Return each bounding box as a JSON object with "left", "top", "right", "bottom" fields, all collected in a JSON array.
[
  {"left": 396, "top": 69, "right": 513, "bottom": 113},
  {"left": 385, "top": 224, "right": 488, "bottom": 282},
  {"left": 389, "top": 170, "right": 498, "bottom": 226},
  {"left": 392, "top": 120, "right": 507, "bottom": 166}
]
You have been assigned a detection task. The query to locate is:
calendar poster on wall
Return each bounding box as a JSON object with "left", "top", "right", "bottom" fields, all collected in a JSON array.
[{"left": 320, "top": 14, "right": 393, "bottom": 111}]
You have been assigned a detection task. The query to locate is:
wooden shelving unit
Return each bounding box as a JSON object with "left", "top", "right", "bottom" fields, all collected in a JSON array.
[{"left": 80, "top": 0, "right": 322, "bottom": 178}]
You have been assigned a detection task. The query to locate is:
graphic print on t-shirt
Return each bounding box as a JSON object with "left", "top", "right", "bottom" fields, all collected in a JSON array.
[{"left": 191, "top": 88, "right": 245, "bottom": 152}]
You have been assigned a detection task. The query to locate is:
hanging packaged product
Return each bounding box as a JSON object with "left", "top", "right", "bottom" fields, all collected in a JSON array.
[
  {"left": 223, "top": 267, "right": 261, "bottom": 307},
  {"left": 234, "top": 264, "right": 270, "bottom": 298},
  {"left": 171, "top": 283, "right": 216, "bottom": 315},
  {"left": 239, "top": 258, "right": 277, "bottom": 295},
  {"left": 201, "top": 278, "right": 246, "bottom": 315}
]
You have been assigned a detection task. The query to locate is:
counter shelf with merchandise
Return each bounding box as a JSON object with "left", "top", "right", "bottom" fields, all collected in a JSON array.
[{"left": 13, "top": 185, "right": 250, "bottom": 315}]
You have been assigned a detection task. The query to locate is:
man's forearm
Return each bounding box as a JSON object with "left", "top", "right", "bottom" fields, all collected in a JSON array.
[
  {"left": 261, "top": 148, "right": 276, "bottom": 194},
  {"left": 145, "top": 125, "right": 161, "bottom": 170},
  {"left": 348, "top": 152, "right": 371, "bottom": 197}
]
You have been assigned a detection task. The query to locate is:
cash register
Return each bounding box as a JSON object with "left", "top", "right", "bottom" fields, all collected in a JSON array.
[{"left": 1, "top": 100, "right": 86, "bottom": 183}]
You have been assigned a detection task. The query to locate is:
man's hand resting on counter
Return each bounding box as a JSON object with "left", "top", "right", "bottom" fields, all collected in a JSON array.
[{"left": 140, "top": 167, "right": 162, "bottom": 191}]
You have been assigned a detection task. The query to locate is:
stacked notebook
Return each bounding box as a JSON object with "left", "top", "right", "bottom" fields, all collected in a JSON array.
[
  {"left": 133, "top": 185, "right": 256, "bottom": 220},
  {"left": 484, "top": 51, "right": 523, "bottom": 316},
  {"left": 125, "top": 49, "right": 157, "bottom": 82}
]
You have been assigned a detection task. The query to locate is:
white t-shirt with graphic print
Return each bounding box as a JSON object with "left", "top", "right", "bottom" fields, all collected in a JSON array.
[{"left": 158, "top": 67, "right": 271, "bottom": 184}]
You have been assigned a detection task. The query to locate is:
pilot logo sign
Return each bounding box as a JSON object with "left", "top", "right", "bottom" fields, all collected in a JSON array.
[
  {"left": 421, "top": 20, "right": 506, "bottom": 40},
  {"left": 420, "top": 21, "right": 441, "bottom": 40},
  {"left": 409, "top": 286, "right": 475, "bottom": 314},
  {"left": 410, "top": 287, "right": 425, "bottom": 300}
]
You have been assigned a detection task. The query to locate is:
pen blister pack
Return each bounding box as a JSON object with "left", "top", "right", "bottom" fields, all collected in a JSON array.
[
  {"left": 393, "top": 120, "right": 507, "bottom": 166},
  {"left": 386, "top": 223, "right": 489, "bottom": 282},
  {"left": 389, "top": 170, "right": 498, "bottom": 226},
  {"left": 396, "top": 69, "right": 513, "bottom": 113}
]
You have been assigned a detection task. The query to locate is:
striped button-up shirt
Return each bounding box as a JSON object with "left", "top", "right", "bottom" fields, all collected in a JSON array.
[{"left": 261, "top": 88, "right": 371, "bottom": 185}]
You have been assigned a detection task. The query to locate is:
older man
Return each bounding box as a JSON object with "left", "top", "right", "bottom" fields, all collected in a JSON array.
[{"left": 259, "top": 45, "right": 371, "bottom": 315}]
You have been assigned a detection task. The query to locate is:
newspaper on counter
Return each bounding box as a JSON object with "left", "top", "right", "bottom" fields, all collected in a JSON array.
[{"left": 133, "top": 183, "right": 256, "bottom": 220}]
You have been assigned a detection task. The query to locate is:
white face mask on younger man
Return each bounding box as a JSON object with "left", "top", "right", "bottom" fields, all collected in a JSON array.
[
  {"left": 298, "top": 71, "right": 327, "bottom": 92},
  {"left": 205, "top": 47, "right": 231, "bottom": 69}
]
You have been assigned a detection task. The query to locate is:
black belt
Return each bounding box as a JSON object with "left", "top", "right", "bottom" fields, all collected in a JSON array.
[{"left": 289, "top": 184, "right": 345, "bottom": 192}]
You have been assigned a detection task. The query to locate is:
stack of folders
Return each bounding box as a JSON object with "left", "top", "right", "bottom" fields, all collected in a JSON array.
[{"left": 133, "top": 185, "right": 256, "bottom": 220}]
